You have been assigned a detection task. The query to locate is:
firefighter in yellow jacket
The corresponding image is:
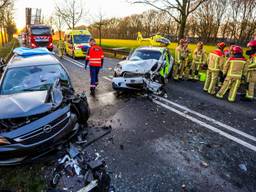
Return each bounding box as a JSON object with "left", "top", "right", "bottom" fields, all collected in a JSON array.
[
  {"left": 173, "top": 39, "right": 190, "bottom": 80},
  {"left": 190, "top": 41, "right": 206, "bottom": 80},
  {"left": 245, "top": 40, "right": 256, "bottom": 99},
  {"left": 203, "top": 42, "right": 226, "bottom": 94},
  {"left": 216, "top": 46, "right": 247, "bottom": 102}
]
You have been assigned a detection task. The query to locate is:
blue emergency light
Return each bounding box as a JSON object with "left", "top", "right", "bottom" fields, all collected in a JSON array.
[{"left": 13, "top": 47, "right": 54, "bottom": 56}]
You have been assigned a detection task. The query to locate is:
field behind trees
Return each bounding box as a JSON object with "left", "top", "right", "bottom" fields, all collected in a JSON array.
[{"left": 96, "top": 38, "right": 218, "bottom": 55}]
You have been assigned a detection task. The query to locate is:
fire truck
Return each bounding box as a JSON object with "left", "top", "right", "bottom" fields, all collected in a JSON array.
[{"left": 25, "top": 24, "right": 54, "bottom": 51}]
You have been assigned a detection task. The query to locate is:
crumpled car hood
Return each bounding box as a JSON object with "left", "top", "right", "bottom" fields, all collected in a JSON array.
[
  {"left": 0, "top": 91, "right": 54, "bottom": 119},
  {"left": 119, "top": 59, "right": 158, "bottom": 74}
]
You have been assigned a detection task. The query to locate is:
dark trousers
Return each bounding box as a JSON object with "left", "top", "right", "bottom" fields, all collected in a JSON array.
[{"left": 90, "top": 66, "right": 101, "bottom": 87}]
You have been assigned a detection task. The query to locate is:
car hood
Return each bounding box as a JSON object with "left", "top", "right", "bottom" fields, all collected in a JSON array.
[
  {"left": 0, "top": 91, "right": 54, "bottom": 119},
  {"left": 119, "top": 59, "right": 158, "bottom": 74}
]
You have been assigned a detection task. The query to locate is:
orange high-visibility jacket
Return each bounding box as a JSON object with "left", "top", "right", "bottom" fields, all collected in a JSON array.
[{"left": 86, "top": 45, "right": 104, "bottom": 67}]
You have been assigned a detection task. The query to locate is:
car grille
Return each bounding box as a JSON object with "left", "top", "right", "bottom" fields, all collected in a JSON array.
[
  {"left": 14, "top": 113, "right": 69, "bottom": 145},
  {"left": 123, "top": 72, "right": 143, "bottom": 78},
  {"left": 36, "top": 42, "right": 49, "bottom": 47}
]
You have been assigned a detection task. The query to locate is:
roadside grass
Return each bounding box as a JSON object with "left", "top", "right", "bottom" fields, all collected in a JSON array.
[
  {"left": 0, "top": 39, "right": 19, "bottom": 61},
  {"left": 96, "top": 39, "right": 217, "bottom": 56},
  {"left": 0, "top": 164, "right": 45, "bottom": 191}
]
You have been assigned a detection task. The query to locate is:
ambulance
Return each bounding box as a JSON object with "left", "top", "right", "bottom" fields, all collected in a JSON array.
[{"left": 64, "top": 30, "right": 92, "bottom": 58}]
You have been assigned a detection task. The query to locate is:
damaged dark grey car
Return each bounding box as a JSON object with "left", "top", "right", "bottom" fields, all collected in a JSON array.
[{"left": 0, "top": 53, "right": 90, "bottom": 165}]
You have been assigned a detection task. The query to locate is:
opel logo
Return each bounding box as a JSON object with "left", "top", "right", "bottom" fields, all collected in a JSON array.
[{"left": 43, "top": 125, "right": 52, "bottom": 133}]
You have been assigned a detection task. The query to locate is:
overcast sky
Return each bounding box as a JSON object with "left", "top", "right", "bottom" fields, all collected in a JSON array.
[{"left": 14, "top": 0, "right": 149, "bottom": 29}]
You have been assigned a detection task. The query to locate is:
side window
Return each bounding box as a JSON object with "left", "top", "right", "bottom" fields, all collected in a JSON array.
[{"left": 68, "top": 35, "right": 72, "bottom": 44}]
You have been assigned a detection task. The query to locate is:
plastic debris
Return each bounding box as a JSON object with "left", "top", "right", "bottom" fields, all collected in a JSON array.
[{"left": 239, "top": 164, "right": 247, "bottom": 172}]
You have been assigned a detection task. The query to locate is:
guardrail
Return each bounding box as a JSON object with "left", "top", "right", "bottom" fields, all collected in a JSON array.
[{"left": 103, "top": 47, "right": 130, "bottom": 57}]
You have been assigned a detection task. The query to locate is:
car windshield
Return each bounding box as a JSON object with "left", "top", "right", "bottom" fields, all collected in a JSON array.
[
  {"left": 31, "top": 27, "right": 51, "bottom": 36},
  {"left": 73, "top": 35, "right": 91, "bottom": 44},
  {"left": 0, "top": 64, "right": 69, "bottom": 95},
  {"left": 129, "top": 50, "right": 162, "bottom": 61}
]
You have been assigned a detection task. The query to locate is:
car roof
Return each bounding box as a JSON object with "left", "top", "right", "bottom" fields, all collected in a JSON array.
[
  {"left": 136, "top": 46, "right": 166, "bottom": 52},
  {"left": 8, "top": 54, "right": 60, "bottom": 68}
]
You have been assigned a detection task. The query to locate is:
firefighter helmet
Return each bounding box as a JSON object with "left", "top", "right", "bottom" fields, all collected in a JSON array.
[
  {"left": 217, "top": 42, "right": 226, "bottom": 49},
  {"left": 247, "top": 40, "right": 256, "bottom": 47},
  {"left": 232, "top": 46, "right": 243, "bottom": 54}
]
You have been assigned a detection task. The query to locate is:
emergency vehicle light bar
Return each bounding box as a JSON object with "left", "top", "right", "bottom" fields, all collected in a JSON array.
[{"left": 13, "top": 47, "right": 53, "bottom": 56}]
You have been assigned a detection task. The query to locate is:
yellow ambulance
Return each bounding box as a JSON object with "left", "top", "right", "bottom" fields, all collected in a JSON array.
[{"left": 64, "top": 30, "right": 92, "bottom": 58}]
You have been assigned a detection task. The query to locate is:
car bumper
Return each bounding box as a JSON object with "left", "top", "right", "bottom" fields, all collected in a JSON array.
[
  {"left": 74, "top": 49, "right": 86, "bottom": 57},
  {"left": 0, "top": 112, "right": 78, "bottom": 166},
  {"left": 112, "top": 77, "right": 144, "bottom": 90}
]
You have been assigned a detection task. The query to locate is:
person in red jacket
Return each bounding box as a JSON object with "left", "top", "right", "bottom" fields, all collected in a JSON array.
[{"left": 85, "top": 38, "right": 104, "bottom": 95}]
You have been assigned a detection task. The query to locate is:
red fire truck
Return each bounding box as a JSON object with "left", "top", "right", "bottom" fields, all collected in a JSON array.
[{"left": 25, "top": 24, "right": 54, "bottom": 51}]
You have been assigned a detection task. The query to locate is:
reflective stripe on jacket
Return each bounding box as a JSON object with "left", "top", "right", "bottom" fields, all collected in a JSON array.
[
  {"left": 248, "top": 54, "right": 256, "bottom": 70},
  {"left": 193, "top": 49, "right": 206, "bottom": 64},
  {"left": 223, "top": 58, "right": 247, "bottom": 79},
  {"left": 86, "top": 45, "right": 104, "bottom": 67},
  {"left": 208, "top": 49, "right": 225, "bottom": 71}
]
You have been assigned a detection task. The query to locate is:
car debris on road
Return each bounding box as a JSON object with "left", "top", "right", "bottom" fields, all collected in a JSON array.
[{"left": 49, "top": 143, "right": 112, "bottom": 192}]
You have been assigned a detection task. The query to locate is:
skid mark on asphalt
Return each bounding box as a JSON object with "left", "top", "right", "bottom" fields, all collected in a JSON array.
[{"left": 102, "top": 75, "right": 256, "bottom": 152}]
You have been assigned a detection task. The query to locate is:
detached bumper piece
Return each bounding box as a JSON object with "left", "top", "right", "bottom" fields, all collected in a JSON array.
[{"left": 112, "top": 76, "right": 165, "bottom": 96}]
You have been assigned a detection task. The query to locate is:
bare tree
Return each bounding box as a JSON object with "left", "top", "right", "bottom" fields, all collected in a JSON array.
[
  {"left": 55, "top": 0, "right": 84, "bottom": 29},
  {"left": 52, "top": 13, "right": 65, "bottom": 40},
  {"left": 0, "top": 0, "right": 11, "bottom": 10},
  {"left": 130, "top": 0, "right": 208, "bottom": 39},
  {"left": 91, "top": 10, "right": 106, "bottom": 46}
]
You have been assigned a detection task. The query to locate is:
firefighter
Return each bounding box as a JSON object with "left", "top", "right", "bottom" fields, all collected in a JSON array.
[
  {"left": 183, "top": 42, "right": 192, "bottom": 79},
  {"left": 57, "top": 38, "right": 65, "bottom": 59},
  {"left": 245, "top": 40, "right": 256, "bottom": 100},
  {"left": 203, "top": 42, "right": 226, "bottom": 95},
  {"left": 190, "top": 41, "right": 206, "bottom": 80},
  {"left": 173, "top": 39, "right": 189, "bottom": 80},
  {"left": 216, "top": 46, "right": 247, "bottom": 102},
  {"left": 85, "top": 38, "right": 104, "bottom": 95}
]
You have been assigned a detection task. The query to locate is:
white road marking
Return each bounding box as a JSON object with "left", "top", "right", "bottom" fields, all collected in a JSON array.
[
  {"left": 153, "top": 95, "right": 256, "bottom": 143},
  {"left": 62, "top": 56, "right": 84, "bottom": 68},
  {"left": 153, "top": 99, "right": 256, "bottom": 152},
  {"left": 103, "top": 76, "right": 113, "bottom": 82}
]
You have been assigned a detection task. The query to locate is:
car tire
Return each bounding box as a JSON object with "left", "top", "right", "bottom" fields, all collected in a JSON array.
[{"left": 71, "top": 95, "right": 90, "bottom": 125}]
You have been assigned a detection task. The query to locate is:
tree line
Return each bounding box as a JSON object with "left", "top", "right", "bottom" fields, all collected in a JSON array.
[
  {"left": 87, "top": 0, "right": 256, "bottom": 44},
  {"left": 0, "top": 0, "right": 16, "bottom": 46}
]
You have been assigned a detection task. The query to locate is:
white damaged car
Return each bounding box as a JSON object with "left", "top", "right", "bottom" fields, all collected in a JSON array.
[{"left": 112, "top": 47, "right": 173, "bottom": 94}]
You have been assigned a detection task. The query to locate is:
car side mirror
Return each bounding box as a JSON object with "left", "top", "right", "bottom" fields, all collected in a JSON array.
[
  {"left": 122, "top": 56, "right": 127, "bottom": 60},
  {"left": 0, "top": 58, "right": 5, "bottom": 66},
  {"left": 0, "top": 58, "right": 5, "bottom": 78}
]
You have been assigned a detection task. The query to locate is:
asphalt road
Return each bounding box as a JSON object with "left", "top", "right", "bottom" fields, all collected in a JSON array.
[{"left": 59, "top": 55, "right": 256, "bottom": 192}]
